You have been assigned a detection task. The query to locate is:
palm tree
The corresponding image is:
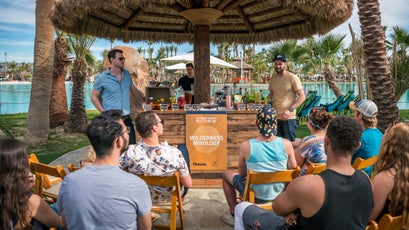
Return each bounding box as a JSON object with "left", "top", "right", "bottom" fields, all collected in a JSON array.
[
  {"left": 303, "top": 34, "right": 346, "bottom": 98},
  {"left": 19, "top": 62, "right": 32, "bottom": 80},
  {"left": 49, "top": 30, "right": 71, "bottom": 128},
  {"left": 357, "top": 0, "right": 399, "bottom": 131},
  {"left": 25, "top": 0, "right": 55, "bottom": 144},
  {"left": 65, "top": 34, "right": 96, "bottom": 133},
  {"left": 7, "top": 61, "right": 17, "bottom": 80},
  {"left": 389, "top": 26, "right": 409, "bottom": 103}
]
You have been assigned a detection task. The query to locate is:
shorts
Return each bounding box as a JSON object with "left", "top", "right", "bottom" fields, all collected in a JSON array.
[
  {"left": 242, "top": 204, "right": 287, "bottom": 230},
  {"left": 232, "top": 175, "right": 273, "bottom": 204},
  {"left": 233, "top": 174, "right": 247, "bottom": 194}
]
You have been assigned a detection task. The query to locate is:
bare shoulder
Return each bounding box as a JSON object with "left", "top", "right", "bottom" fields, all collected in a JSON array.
[{"left": 287, "top": 174, "right": 323, "bottom": 195}]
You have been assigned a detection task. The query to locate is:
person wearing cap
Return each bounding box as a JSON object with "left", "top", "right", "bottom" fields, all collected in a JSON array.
[
  {"left": 267, "top": 54, "right": 305, "bottom": 142},
  {"left": 234, "top": 116, "right": 373, "bottom": 230},
  {"left": 220, "top": 105, "right": 297, "bottom": 227},
  {"left": 349, "top": 99, "right": 383, "bottom": 176}
]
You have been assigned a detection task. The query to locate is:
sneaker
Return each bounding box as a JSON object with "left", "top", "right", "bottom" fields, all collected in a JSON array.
[{"left": 220, "top": 210, "right": 235, "bottom": 226}]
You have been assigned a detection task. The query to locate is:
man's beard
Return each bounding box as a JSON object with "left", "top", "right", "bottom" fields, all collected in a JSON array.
[
  {"left": 120, "top": 136, "right": 129, "bottom": 152},
  {"left": 275, "top": 67, "right": 284, "bottom": 74}
]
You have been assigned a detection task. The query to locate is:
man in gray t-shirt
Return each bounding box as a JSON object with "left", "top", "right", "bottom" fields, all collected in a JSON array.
[{"left": 57, "top": 111, "right": 152, "bottom": 229}]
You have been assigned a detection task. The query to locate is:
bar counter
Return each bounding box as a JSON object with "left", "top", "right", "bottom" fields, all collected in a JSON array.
[{"left": 154, "top": 109, "right": 259, "bottom": 170}]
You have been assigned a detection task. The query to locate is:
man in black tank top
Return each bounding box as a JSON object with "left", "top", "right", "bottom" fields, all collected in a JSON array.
[{"left": 235, "top": 116, "right": 374, "bottom": 230}]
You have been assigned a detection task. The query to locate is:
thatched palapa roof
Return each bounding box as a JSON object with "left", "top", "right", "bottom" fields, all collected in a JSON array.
[
  {"left": 51, "top": 0, "right": 354, "bottom": 44},
  {"left": 51, "top": 0, "right": 353, "bottom": 103}
]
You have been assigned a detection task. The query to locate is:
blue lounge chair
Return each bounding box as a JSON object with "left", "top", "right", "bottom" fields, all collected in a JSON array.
[
  {"left": 298, "top": 95, "right": 321, "bottom": 118},
  {"left": 334, "top": 90, "right": 355, "bottom": 115},
  {"left": 297, "top": 91, "right": 317, "bottom": 117},
  {"left": 320, "top": 95, "right": 345, "bottom": 113}
]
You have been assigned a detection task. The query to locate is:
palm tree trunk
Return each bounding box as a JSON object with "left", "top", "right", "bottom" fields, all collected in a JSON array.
[
  {"left": 358, "top": 0, "right": 399, "bottom": 131},
  {"left": 65, "top": 58, "right": 88, "bottom": 132},
  {"left": 50, "top": 36, "right": 70, "bottom": 128},
  {"left": 324, "top": 63, "right": 343, "bottom": 98},
  {"left": 25, "top": 0, "right": 55, "bottom": 144}
]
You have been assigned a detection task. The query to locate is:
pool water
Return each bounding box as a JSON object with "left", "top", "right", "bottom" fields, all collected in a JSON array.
[{"left": 1, "top": 81, "right": 408, "bottom": 114}]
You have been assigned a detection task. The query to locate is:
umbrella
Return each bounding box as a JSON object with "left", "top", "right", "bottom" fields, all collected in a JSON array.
[
  {"left": 165, "top": 63, "right": 187, "bottom": 70},
  {"left": 162, "top": 53, "right": 237, "bottom": 69},
  {"left": 51, "top": 0, "right": 354, "bottom": 103}
]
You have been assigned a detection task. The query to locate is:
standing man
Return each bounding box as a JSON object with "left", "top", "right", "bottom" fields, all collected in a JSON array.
[
  {"left": 349, "top": 99, "right": 383, "bottom": 176},
  {"left": 57, "top": 110, "right": 152, "bottom": 230},
  {"left": 120, "top": 110, "right": 192, "bottom": 203},
  {"left": 235, "top": 116, "right": 373, "bottom": 230},
  {"left": 91, "top": 49, "right": 136, "bottom": 144},
  {"left": 267, "top": 54, "right": 305, "bottom": 141},
  {"left": 178, "top": 63, "right": 195, "bottom": 103},
  {"left": 220, "top": 105, "right": 297, "bottom": 227}
]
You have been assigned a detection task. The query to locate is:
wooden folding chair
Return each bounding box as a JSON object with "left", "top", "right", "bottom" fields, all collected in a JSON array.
[
  {"left": 366, "top": 213, "right": 403, "bottom": 230},
  {"left": 352, "top": 156, "right": 378, "bottom": 170},
  {"left": 28, "top": 153, "right": 62, "bottom": 189},
  {"left": 241, "top": 167, "right": 300, "bottom": 210},
  {"left": 31, "top": 161, "right": 67, "bottom": 203},
  {"left": 67, "top": 163, "right": 81, "bottom": 172},
  {"left": 305, "top": 161, "right": 326, "bottom": 175},
  {"left": 352, "top": 156, "right": 378, "bottom": 179},
  {"left": 137, "top": 172, "right": 184, "bottom": 230}
]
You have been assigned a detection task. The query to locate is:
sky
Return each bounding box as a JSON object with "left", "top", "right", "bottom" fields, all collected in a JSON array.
[{"left": 0, "top": 0, "right": 408, "bottom": 63}]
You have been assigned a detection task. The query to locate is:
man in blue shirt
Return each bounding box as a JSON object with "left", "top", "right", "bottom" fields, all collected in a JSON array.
[
  {"left": 349, "top": 99, "right": 383, "bottom": 176},
  {"left": 91, "top": 49, "right": 136, "bottom": 144}
]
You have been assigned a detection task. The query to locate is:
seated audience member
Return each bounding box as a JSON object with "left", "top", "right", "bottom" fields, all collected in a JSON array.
[
  {"left": 349, "top": 99, "right": 382, "bottom": 176},
  {"left": 235, "top": 116, "right": 373, "bottom": 230},
  {"left": 220, "top": 105, "right": 297, "bottom": 226},
  {"left": 57, "top": 111, "right": 152, "bottom": 230},
  {"left": 294, "top": 107, "right": 333, "bottom": 175},
  {"left": 0, "top": 139, "right": 63, "bottom": 229},
  {"left": 369, "top": 122, "right": 409, "bottom": 229},
  {"left": 120, "top": 110, "right": 192, "bottom": 203}
]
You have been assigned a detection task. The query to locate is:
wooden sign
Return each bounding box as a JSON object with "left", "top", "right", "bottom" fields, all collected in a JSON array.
[{"left": 186, "top": 111, "right": 227, "bottom": 171}]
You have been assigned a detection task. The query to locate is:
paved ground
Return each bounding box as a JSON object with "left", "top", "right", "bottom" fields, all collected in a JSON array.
[{"left": 50, "top": 146, "right": 234, "bottom": 230}]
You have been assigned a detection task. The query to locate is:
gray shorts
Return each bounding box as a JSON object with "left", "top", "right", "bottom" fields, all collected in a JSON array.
[{"left": 242, "top": 205, "right": 287, "bottom": 230}]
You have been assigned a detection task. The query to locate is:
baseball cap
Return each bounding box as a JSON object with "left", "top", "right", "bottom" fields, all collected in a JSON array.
[
  {"left": 273, "top": 54, "right": 287, "bottom": 62},
  {"left": 349, "top": 99, "right": 378, "bottom": 118},
  {"left": 257, "top": 105, "right": 278, "bottom": 136}
]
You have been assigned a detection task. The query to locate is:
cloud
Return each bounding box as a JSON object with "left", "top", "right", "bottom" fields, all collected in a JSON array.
[
  {"left": 0, "top": 25, "right": 33, "bottom": 34},
  {"left": 0, "top": 1, "right": 35, "bottom": 26},
  {"left": 0, "top": 40, "right": 33, "bottom": 47}
]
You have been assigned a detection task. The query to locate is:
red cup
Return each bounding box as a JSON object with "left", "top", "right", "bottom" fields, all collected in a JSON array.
[
  {"left": 185, "top": 92, "right": 192, "bottom": 104},
  {"left": 178, "top": 96, "right": 185, "bottom": 109}
]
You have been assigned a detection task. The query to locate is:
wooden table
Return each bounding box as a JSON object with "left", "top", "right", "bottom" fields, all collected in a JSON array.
[{"left": 152, "top": 109, "right": 259, "bottom": 187}]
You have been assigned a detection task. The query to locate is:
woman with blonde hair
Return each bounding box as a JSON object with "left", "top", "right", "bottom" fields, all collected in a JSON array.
[
  {"left": 369, "top": 122, "right": 409, "bottom": 229},
  {"left": 0, "top": 139, "right": 62, "bottom": 229}
]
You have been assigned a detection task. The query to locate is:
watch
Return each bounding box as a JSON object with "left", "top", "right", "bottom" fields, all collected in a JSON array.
[{"left": 289, "top": 107, "right": 294, "bottom": 112}]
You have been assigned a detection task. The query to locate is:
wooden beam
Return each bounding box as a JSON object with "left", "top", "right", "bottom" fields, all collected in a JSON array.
[
  {"left": 235, "top": 6, "right": 254, "bottom": 33},
  {"left": 215, "top": 0, "right": 234, "bottom": 10},
  {"left": 222, "top": 0, "right": 242, "bottom": 12},
  {"left": 121, "top": 7, "right": 145, "bottom": 29}
]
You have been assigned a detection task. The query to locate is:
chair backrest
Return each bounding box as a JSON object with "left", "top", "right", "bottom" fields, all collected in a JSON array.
[
  {"left": 28, "top": 153, "right": 60, "bottom": 189},
  {"left": 242, "top": 167, "right": 300, "bottom": 209},
  {"left": 305, "top": 161, "right": 326, "bottom": 175},
  {"left": 378, "top": 214, "right": 403, "bottom": 230},
  {"left": 67, "top": 163, "right": 81, "bottom": 172},
  {"left": 366, "top": 220, "right": 378, "bottom": 230},
  {"left": 31, "top": 161, "right": 67, "bottom": 203},
  {"left": 352, "top": 156, "right": 378, "bottom": 170},
  {"left": 137, "top": 172, "right": 184, "bottom": 230}
]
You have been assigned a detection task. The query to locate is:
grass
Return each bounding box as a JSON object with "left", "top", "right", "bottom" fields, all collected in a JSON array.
[
  {"left": 1, "top": 109, "right": 408, "bottom": 164},
  {"left": 0, "top": 110, "right": 99, "bottom": 164}
]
